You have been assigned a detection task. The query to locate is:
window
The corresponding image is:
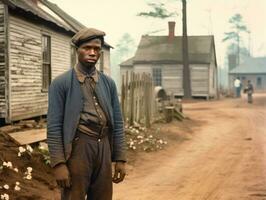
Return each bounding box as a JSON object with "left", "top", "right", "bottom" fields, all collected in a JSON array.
[
  {"left": 241, "top": 76, "right": 246, "bottom": 81},
  {"left": 71, "top": 45, "right": 77, "bottom": 67},
  {"left": 42, "top": 35, "right": 51, "bottom": 91},
  {"left": 152, "top": 68, "right": 162, "bottom": 86}
]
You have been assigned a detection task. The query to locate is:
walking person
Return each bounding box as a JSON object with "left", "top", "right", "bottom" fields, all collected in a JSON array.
[
  {"left": 234, "top": 77, "right": 241, "bottom": 98},
  {"left": 47, "top": 27, "right": 126, "bottom": 200},
  {"left": 245, "top": 80, "right": 254, "bottom": 104}
]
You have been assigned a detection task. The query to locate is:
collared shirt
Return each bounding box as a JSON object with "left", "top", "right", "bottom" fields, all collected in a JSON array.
[
  {"left": 74, "top": 62, "right": 99, "bottom": 84},
  {"left": 74, "top": 63, "right": 107, "bottom": 136}
]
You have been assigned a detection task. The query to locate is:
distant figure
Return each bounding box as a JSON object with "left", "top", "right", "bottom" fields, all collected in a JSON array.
[
  {"left": 244, "top": 80, "right": 254, "bottom": 104},
  {"left": 234, "top": 77, "right": 241, "bottom": 98}
]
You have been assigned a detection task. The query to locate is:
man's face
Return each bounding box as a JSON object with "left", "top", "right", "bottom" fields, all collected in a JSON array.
[{"left": 77, "top": 38, "right": 102, "bottom": 66}]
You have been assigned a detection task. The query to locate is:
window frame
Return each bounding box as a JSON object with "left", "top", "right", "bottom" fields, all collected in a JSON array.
[
  {"left": 41, "top": 34, "right": 51, "bottom": 92},
  {"left": 152, "top": 67, "right": 162, "bottom": 86}
]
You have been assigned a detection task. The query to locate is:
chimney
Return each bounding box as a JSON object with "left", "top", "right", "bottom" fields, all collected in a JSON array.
[{"left": 168, "top": 21, "right": 175, "bottom": 42}]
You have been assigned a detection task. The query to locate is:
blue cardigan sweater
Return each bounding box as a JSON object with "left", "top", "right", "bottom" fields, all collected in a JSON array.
[{"left": 47, "top": 68, "right": 126, "bottom": 167}]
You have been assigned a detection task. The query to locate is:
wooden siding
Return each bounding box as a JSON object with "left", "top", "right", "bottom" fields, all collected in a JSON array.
[
  {"left": 134, "top": 63, "right": 210, "bottom": 97},
  {"left": 133, "top": 64, "right": 152, "bottom": 74},
  {"left": 95, "top": 48, "right": 111, "bottom": 76},
  {"left": 190, "top": 64, "right": 209, "bottom": 96},
  {"left": 208, "top": 46, "right": 217, "bottom": 97},
  {"left": 8, "top": 15, "right": 72, "bottom": 121},
  {"left": 103, "top": 48, "right": 111, "bottom": 76},
  {"left": 0, "top": 3, "right": 6, "bottom": 118},
  {"left": 162, "top": 64, "right": 183, "bottom": 96}
]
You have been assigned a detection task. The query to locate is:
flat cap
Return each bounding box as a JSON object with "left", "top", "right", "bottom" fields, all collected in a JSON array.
[{"left": 71, "top": 27, "right": 105, "bottom": 47}]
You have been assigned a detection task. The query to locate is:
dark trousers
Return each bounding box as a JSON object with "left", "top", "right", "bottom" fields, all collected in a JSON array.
[
  {"left": 248, "top": 93, "right": 253, "bottom": 103},
  {"left": 61, "top": 132, "right": 112, "bottom": 200},
  {"left": 236, "top": 87, "right": 241, "bottom": 97}
]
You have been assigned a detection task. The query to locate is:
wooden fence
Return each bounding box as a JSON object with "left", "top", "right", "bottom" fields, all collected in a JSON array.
[{"left": 121, "top": 72, "right": 154, "bottom": 128}]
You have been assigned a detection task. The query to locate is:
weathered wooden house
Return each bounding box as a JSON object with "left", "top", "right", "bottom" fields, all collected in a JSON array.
[
  {"left": 120, "top": 22, "right": 218, "bottom": 99},
  {"left": 229, "top": 57, "right": 266, "bottom": 92},
  {"left": 0, "top": 0, "right": 112, "bottom": 123}
]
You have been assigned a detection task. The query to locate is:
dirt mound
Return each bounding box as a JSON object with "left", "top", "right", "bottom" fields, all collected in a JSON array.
[{"left": 0, "top": 132, "right": 60, "bottom": 200}]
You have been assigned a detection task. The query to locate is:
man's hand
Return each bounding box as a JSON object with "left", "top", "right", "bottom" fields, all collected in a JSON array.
[
  {"left": 112, "top": 162, "right": 126, "bottom": 184},
  {"left": 53, "top": 163, "right": 71, "bottom": 188}
]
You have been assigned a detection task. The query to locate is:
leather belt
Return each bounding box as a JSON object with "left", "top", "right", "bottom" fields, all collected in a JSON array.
[{"left": 76, "top": 126, "right": 110, "bottom": 141}]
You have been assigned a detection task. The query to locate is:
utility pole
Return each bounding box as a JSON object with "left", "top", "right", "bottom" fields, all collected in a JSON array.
[{"left": 182, "top": 0, "right": 191, "bottom": 98}]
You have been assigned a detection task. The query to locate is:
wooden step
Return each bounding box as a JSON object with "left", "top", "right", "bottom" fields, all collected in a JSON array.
[{"left": 7, "top": 128, "right": 47, "bottom": 145}]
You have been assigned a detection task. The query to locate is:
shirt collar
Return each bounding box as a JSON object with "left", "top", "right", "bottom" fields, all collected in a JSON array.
[{"left": 74, "top": 62, "right": 99, "bottom": 83}]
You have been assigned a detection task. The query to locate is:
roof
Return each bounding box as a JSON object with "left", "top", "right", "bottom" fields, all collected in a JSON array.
[
  {"left": 41, "top": 0, "right": 85, "bottom": 32},
  {"left": 130, "top": 35, "right": 216, "bottom": 65},
  {"left": 3, "top": 0, "right": 112, "bottom": 48},
  {"left": 120, "top": 57, "right": 134, "bottom": 67},
  {"left": 229, "top": 57, "right": 266, "bottom": 74},
  {"left": 4, "top": 0, "right": 83, "bottom": 33}
]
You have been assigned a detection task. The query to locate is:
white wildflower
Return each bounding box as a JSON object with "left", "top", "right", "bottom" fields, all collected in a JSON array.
[
  {"left": 129, "top": 141, "right": 134, "bottom": 146},
  {"left": 13, "top": 168, "right": 19, "bottom": 173},
  {"left": 158, "top": 139, "right": 163, "bottom": 144},
  {"left": 25, "top": 174, "right": 32, "bottom": 180},
  {"left": 6, "top": 162, "right": 12, "bottom": 168},
  {"left": 149, "top": 135, "right": 153, "bottom": 138},
  {"left": 15, "top": 182, "right": 20, "bottom": 186},
  {"left": 138, "top": 140, "right": 144, "bottom": 144},
  {"left": 132, "top": 146, "right": 136, "bottom": 150},
  {"left": 136, "top": 130, "right": 139, "bottom": 134},
  {"left": 164, "top": 141, "right": 168, "bottom": 145},
  {"left": 14, "top": 185, "right": 21, "bottom": 191},
  {"left": 17, "top": 152, "right": 21, "bottom": 157},
  {"left": 1, "top": 193, "right": 9, "bottom": 200},
  {"left": 38, "top": 145, "right": 45, "bottom": 150},
  {"left": 2, "top": 162, "right": 12, "bottom": 169},
  {"left": 137, "top": 135, "right": 143, "bottom": 139},
  {"left": 18, "top": 146, "right": 26, "bottom": 153},
  {"left": 26, "top": 145, "right": 33, "bottom": 153},
  {"left": 3, "top": 184, "right": 9, "bottom": 190},
  {"left": 26, "top": 167, "right": 33, "bottom": 173}
]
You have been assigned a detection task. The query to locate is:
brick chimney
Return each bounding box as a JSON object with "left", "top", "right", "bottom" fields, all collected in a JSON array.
[{"left": 168, "top": 21, "right": 175, "bottom": 42}]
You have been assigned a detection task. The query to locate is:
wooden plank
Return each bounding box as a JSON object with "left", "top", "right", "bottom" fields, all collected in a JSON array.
[{"left": 7, "top": 128, "right": 47, "bottom": 145}]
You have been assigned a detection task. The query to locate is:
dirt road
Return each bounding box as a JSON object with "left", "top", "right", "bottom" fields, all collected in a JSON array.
[{"left": 114, "top": 94, "right": 266, "bottom": 200}]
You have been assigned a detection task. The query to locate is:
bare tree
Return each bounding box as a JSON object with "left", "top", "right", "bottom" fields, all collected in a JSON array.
[{"left": 223, "top": 14, "right": 249, "bottom": 65}]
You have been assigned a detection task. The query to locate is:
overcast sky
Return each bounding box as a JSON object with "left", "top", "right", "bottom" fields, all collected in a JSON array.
[{"left": 50, "top": 0, "right": 266, "bottom": 67}]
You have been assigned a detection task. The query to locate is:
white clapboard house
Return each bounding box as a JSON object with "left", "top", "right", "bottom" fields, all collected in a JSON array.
[
  {"left": 0, "top": 0, "right": 112, "bottom": 122},
  {"left": 120, "top": 22, "right": 218, "bottom": 99}
]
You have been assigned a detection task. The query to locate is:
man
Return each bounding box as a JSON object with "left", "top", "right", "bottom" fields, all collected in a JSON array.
[
  {"left": 245, "top": 80, "right": 254, "bottom": 104},
  {"left": 47, "top": 27, "right": 126, "bottom": 200},
  {"left": 234, "top": 77, "right": 241, "bottom": 98}
]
